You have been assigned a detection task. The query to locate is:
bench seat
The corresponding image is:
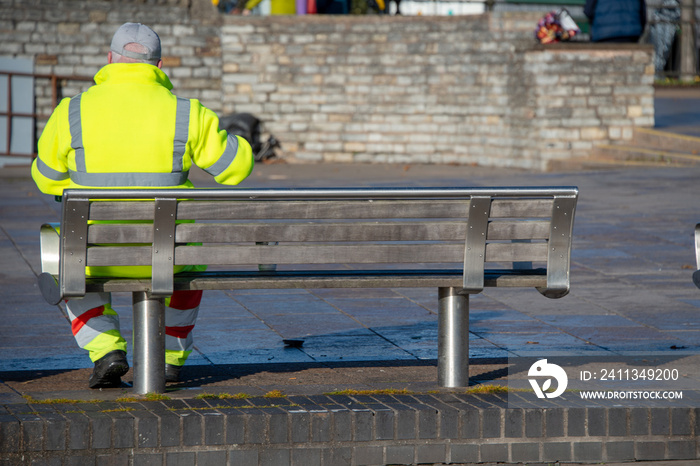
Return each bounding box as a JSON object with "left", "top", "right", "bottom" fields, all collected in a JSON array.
[{"left": 81, "top": 268, "right": 549, "bottom": 293}]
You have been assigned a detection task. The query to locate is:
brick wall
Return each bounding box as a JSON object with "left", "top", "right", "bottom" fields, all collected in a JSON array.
[
  {"left": 0, "top": 1, "right": 654, "bottom": 170},
  {"left": 2, "top": 393, "right": 699, "bottom": 464}
]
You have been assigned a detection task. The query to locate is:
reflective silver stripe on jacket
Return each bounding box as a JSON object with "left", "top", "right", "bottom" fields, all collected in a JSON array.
[
  {"left": 204, "top": 133, "right": 239, "bottom": 177},
  {"left": 69, "top": 95, "right": 86, "bottom": 172},
  {"left": 36, "top": 157, "right": 70, "bottom": 181},
  {"left": 173, "top": 97, "right": 190, "bottom": 173},
  {"left": 68, "top": 170, "right": 189, "bottom": 187},
  {"left": 66, "top": 94, "right": 191, "bottom": 187}
]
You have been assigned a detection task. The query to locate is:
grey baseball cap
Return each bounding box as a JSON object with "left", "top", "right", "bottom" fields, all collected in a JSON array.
[{"left": 110, "top": 22, "right": 161, "bottom": 61}]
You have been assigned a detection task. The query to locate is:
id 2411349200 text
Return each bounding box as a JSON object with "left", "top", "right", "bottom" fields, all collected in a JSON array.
[{"left": 580, "top": 368, "right": 679, "bottom": 381}]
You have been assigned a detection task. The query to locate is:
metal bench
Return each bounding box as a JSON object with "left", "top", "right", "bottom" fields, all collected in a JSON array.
[{"left": 38, "top": 186, "right": 579, "bottom": 394}]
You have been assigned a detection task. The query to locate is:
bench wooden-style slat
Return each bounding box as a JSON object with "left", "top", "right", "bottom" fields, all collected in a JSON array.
[
  {"left": 84, "top": 269, "right": 549, "bottom": 294},
  {"left": 85, "top": 242, "right": 549, "bottom": 267},
  {"left": 86, "top": 198, "right": 555, "bottom": 221},
  {"left": 86, "top": 220, "right": 552, "bottom": 243}
]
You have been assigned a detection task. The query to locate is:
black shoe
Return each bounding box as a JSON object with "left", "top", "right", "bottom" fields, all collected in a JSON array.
[
  {"left": 165, "top": 364, "right": 181, "bottom": 383},
  {"left": 89, "top": 350, "right": 129, "bottom": 389}
]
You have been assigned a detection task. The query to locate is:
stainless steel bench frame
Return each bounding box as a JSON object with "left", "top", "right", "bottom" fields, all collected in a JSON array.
[
  {"left": 39, "top": 187, "right": 578, "bottom": 394},
  {"left": 694, "top": 223, "right": 700, "bottom": 289}
]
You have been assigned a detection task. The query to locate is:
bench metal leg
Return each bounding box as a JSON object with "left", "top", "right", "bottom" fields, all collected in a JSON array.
[
  {"left": 438, "top": 287, "right": 469, "bottom": 387},
  {"left": 132, "top": 292, "right": 166, "bottom": 394}
]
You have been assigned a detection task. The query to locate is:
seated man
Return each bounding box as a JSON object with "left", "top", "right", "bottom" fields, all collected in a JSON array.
[{"left": 31, "top": 22, "right": 255, "bottom": 388}]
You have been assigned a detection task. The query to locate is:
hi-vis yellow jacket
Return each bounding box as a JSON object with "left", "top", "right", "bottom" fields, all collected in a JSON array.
[{"left": 32, "top": 63, "right": 253, "bottom": 195}]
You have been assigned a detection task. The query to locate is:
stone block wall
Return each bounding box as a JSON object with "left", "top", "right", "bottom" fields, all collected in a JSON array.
[
  {"left": 522, "top": 44, "right": 655, "bottom": 166},
  {"left": 223, "top": 16, "right": 654, "bottom": 169},
  {"left": 0, "top": 0, "right": 654, "bottom": 169}
]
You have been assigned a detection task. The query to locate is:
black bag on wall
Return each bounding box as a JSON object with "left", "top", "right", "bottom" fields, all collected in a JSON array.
[{"left": 219, "top": 112, "right": 279, "bottom": 162}]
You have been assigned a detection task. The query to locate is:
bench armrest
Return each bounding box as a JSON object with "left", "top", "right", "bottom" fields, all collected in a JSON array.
[
  {"left": 538, "top": 195, "right": 577, "bottom": 298},
  {"left": 40, "top": 223, "right": 60, "bottom": 275},
  {"left": 694, "top": 224, "right": 700, "bottom": 290},
  {"left": 696, "top": 223, "right": 700, "bottom": 270},
  {"left": 38, "top": 223, "right": 63, "bottom": 305}
]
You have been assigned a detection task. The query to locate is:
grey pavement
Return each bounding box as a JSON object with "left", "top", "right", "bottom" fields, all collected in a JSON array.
[
  {"left": 655, "top": 87, "right": 700, "bottom": 138},
  {"left": 1, "top": 87, "right": 700, "bottom": 405},
  {"left": 1, "top": 156, "right": 699, "bottom": 405}
]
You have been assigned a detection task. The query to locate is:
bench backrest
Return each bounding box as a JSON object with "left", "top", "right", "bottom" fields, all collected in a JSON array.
[{"left": 46, "top": 187, "right": 578, "bottom": 301}]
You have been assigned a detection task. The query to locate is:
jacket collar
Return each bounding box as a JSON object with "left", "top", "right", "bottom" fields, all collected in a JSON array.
[{"left": 93, "top": 63, "right": 173, "bottom": 91}]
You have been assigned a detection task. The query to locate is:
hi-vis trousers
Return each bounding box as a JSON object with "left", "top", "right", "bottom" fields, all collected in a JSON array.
[{"left": 65, "top": 290, "right": 203, "bottom": 366}]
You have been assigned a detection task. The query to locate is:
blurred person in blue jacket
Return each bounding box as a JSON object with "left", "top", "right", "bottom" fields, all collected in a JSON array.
[{"left": 584, "top": 0, "right": 647, "bottom": 42}]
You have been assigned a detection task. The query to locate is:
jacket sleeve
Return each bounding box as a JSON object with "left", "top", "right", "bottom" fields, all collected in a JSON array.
[
  {"left": 190, "top": 101, "right": 254, "bottom": 186},
  {"left": 31, "top": 98, "right": 72, "bottom": 196}
]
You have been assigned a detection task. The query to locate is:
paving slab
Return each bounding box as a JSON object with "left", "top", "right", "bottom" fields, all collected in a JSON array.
[{"left": 655, "top": 87, "right": 700, "bottom": 138}]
